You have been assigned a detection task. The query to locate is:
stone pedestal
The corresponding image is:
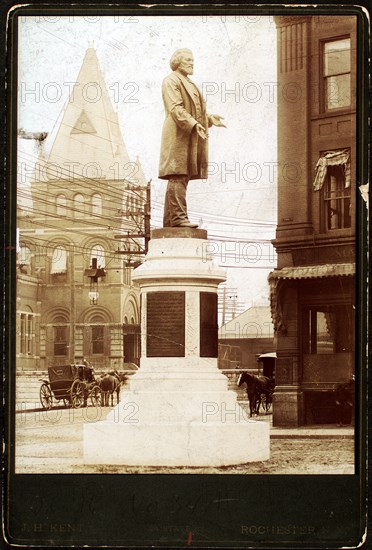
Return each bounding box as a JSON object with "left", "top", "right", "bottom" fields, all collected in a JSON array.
[{"left": 84, "top": 228, "right": 269, "bottom": 466}]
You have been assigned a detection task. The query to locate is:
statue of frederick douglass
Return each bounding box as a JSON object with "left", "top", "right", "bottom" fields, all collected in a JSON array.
[{"left": 159, "top": 48, "right": 226, "bottom": 228}]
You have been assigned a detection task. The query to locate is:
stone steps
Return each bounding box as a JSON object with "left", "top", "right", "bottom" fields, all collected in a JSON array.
[{"left": 15, "top": 371, "right": 249, "bottom": 411}]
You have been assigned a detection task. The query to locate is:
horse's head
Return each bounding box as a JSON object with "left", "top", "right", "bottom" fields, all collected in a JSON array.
[{"left": 237, "top": 372, "right": 256, "bottom": 388}]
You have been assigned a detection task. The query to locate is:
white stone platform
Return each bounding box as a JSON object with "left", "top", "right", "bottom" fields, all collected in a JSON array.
[{"left": 84, "top": 229, "right": 270, "bottom": 466}]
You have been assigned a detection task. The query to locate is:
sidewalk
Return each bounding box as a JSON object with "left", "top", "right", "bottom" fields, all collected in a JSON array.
[
  {"left": 257, "top": 414, "right": 354, "bottom": 439},
  {"left": 270, "top": 425, "right": 353, "bottom": 439}
]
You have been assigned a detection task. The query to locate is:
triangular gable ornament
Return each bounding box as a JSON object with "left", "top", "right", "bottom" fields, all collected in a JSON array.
[{"left": 71, "top": 110, "right": 97, "bottom": 134}]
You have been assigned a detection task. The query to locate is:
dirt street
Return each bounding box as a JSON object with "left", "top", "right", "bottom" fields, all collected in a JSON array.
[{"left": 15, "top": 406, "right": 354, "bottom": 474}]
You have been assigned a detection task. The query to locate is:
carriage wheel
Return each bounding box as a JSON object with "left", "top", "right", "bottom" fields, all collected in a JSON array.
[
  {"left": 90, "top": 385, "right": 101, "bottom": 407},
  {"left": 40, "top": 383, "right": 53, "bottom": 410},
  {"left": 70, "top": 380, "right": 85, "bottom": 408}
]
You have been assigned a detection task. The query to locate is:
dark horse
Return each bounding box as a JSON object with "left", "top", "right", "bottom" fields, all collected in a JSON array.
[
  {"left": 237, "top": 372, "right": 275, "bottom": 417},
  {"left": 100, "top": 370, "right": 126, "bottom": 407}
]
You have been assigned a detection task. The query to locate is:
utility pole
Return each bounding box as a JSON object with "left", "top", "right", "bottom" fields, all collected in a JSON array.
[
  {"left": 218, "top": 286, "right": 245, "bottom": 324},
  {"left": 115, "top": 179, "right": 151, "bottom": 264},
  {"left": 70, "top": 245, "right": 75, "bottom": 363},
  {"left": 222, "top": 286, "right": 227, "bottom": 326},
  {"left": 144, "top": 180, "right": 151, "bottom": 254}
]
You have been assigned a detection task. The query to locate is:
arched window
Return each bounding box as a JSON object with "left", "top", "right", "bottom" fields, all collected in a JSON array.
[
  {"left": 90, "top": 244, "right": 105, "bottom": 268},
  {"left": 74, "top": 194, "right": 85, "bottom": 217},
  {"left": 92, "top": 194, "right": 102, "bottom": 216},
  {"left": 56, "top": 194, "right": 67, "bottom": 216},
  {"left": 51, "top": 245, "right": 67, "bottom": 274}
]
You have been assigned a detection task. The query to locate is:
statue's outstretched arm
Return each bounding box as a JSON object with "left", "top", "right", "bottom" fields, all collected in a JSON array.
[{"left": 208, "top": 114, "right": 226, "bottom": 128}]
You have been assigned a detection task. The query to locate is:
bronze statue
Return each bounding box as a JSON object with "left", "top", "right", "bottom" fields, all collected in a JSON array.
[{"left": 159, "top": 48, "right": 226, "bottom": 228}]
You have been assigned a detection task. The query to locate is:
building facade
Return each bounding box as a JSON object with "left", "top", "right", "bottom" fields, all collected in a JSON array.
[
  {"left": 17, "top": 47, "right": 148, "bottom": 372},
  {"left": 218, "top": 306, "right": 275, "bottom": 371},
  {"left": 270, "top": 16, "right": 357, "bottom": 426}
]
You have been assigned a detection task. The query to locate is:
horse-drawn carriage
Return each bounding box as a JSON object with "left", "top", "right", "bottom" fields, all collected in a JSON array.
[{"left": 39, "top": 364, "right": 101, "bottom": 410}]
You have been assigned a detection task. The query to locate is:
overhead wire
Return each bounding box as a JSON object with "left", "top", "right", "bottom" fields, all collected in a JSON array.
[
  {"left": 17, "top": 150, "right": 148, "bottom": 204},
  {"left": 17, "top": 189, "right": 145, "bottom": 228}
]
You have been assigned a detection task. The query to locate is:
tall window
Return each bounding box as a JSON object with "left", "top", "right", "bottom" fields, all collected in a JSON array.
[
  {"left": 323, "top": 165, "right": 351, "bottom": 230},
  {"left": 74, "top": 193, "right": 85, "bottom": 217},
  {"left": 123, "top": 266, "right": 131, "bottom": 286},
  {"left": 19, "top": 312, "right": 34, "bottom": 355},
  {"left": 18, "top": 245, "right": 31, "bottom": 274},
  {"left": 92, "top": 194, "right": 102, "bottom": 216},
  {"left": 303, "top": 304, "right": 354, "bottom": 354},
  {"left": 19, "top": 245, "right": 31, "bottom": 265},
  {"left": 323, "top": 38, "right": 351, "bottom": 111},
  {"left": 51, "top": 245, "right": 68, "bottom": 274},
  {"left": 56, "top": 194, "right": 67, "bottom": 216},
  {"left": 54, "top": 325, "right": 68, "bottom": 356},
  {"left": 313, "top": 150, "right": 351, "bottom": 232},
  {"left": 92, "top": 325, "right": 104, "bottom": 354}
]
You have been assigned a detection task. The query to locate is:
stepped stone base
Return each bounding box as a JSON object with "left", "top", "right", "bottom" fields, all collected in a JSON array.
[
  {"left": 84, "top": 363, "right": 269, "bottom": 466},
  {"left": 84, "top": 232, "right": 270, "bottom": 467},
  {"left": 84, "top": 422, "right": 268, "bottom": 467}
]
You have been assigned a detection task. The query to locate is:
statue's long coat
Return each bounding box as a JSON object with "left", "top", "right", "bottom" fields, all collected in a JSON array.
[{"left": 158, "top": 71, "right": 209, "bottom": 180}]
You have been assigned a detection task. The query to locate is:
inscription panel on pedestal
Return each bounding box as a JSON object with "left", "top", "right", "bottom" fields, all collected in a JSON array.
[{"left": 146, "top": 291, "right": 185, "bottom": 357}]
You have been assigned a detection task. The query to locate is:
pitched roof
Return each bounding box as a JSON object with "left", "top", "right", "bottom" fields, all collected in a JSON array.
[
  {"left": 219, "top": 306, "right": 274, "bottom": 339},
  {"left": 43, "top": 47, "right": 131, "bottom": 180}
]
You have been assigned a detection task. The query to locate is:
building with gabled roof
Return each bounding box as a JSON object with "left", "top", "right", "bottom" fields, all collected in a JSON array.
[
  {"left": 218, "top": 306, "right": 275, "bottom": 371},
  {"left": 17, "top": 47, "right": 148, "bottom": 373}
]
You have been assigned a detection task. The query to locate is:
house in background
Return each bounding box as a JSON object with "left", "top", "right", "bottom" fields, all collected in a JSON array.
[
  {"left": 270, "top": 15, "right": 357, "bottom": 426},
  {"left": 17, "top": 47, "right": 148, "bottom": 372},
  {"left": 218, "top": 306, "right": 275, "bottom": 371}
]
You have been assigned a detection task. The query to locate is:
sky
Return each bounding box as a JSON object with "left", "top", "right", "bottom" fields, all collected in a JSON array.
[{"left": 17, "top": 14, "right": 278, "bottom": 315}]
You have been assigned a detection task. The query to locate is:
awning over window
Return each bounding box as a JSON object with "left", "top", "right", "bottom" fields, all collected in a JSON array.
[
  {"left": 268, "top": 263, "right": 355, "bottom": 334},
  {"left": 359, "top": 183, "right": 369, "bottom": 208},
  {"left": 313, "top": 149, "right": 350, "bottom": 191},
  {"left": 268, "top": 263, "right": 355, "bottom": 281}
]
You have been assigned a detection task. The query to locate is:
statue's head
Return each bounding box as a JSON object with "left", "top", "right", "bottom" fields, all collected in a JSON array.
[{"left": 170, "top": 48, "right": 194, "bottom": 75}]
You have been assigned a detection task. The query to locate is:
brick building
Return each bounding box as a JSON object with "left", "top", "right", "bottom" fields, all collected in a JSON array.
[
  {"left": 270, "top": 15, "right": 357, "bottom": 426},
  {"left": 17, "top": 47, "right": 148, "bottom": 372}
]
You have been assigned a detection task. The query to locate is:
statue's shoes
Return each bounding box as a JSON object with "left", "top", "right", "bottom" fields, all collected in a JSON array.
[{"left": 175, "top": 221, "right": 198, "bottom": 228}]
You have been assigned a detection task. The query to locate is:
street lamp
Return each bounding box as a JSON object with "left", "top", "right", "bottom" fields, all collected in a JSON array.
[{"left": 84, "top": 257, "right": 106, "bottom": 305}]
